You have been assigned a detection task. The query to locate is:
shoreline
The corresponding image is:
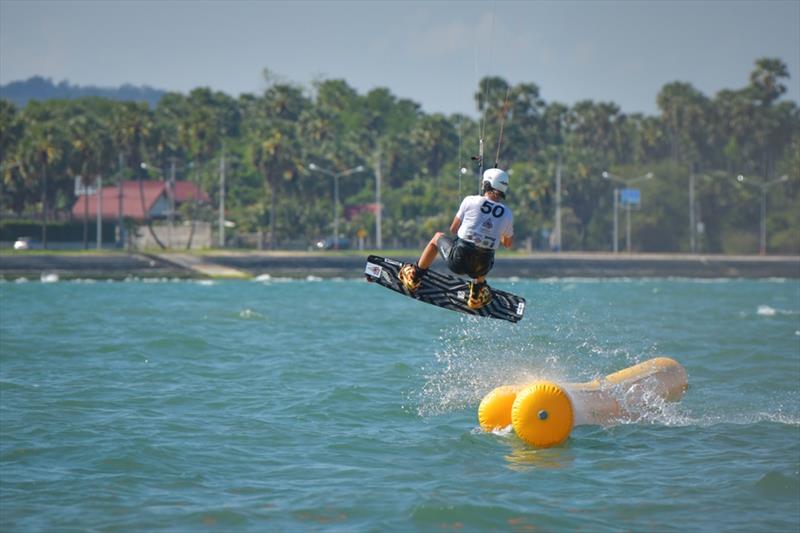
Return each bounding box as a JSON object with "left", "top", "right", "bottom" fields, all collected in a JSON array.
[{"left": 1, "top": 251, "right": 798, "bottom": 280}]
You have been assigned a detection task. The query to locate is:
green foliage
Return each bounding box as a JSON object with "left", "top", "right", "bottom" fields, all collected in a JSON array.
[{"left": 0, "top": 58, "right": 798, "bottom": 253}]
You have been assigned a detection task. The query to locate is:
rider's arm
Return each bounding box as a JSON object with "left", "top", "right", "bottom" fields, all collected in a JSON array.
[
  {"left": 501, "top": 234, "right": 513, "bottom": 248},
  {"left": 450, "top": 216, "right": 462, "bottom": 234}
]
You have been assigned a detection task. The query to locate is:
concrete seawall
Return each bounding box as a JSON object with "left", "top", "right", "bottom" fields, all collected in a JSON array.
[
  {"left": 0, "top": 253, "right": 190, "bottom": 280},
  {"left": 2, "top": 251, "right": 798, "bottom": 280}
]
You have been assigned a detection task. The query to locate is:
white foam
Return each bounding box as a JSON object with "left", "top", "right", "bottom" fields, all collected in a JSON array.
[
  {"left": 239, "top": 308, "right": 265, "bottom": 320},
  {"left": 680, "top": 411, "right": 800, "bottom": 428},
  {"left": 757, "top": 305, "right": 777, "bottom": 316}
]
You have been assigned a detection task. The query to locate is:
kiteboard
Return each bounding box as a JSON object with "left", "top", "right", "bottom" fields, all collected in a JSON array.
[{"left": 364, "top": 255, "right": 525, "bottom": 323}]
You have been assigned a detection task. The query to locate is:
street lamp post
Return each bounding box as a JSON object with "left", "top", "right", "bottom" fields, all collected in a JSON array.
[
  {"left": 688, "top": 172, "right": 725, "bottom": 253},
  {"left": 74, "top": 174, "right": 102, "bottom": 250},
  {"left": 555, "top": 152, "right": 562, "bottom": 252},
  {"left": 117, "top": 153, "right": 126, "bottom": 249},
  {"left": 689, "top": 171, "right": 696, "bottom": 253},
  {"left": 736, "top": 174, "right": 790, "bottom": 255},
  {"left": 374, "top": 150, "right": 383, "bottom": 250},
  {"left": 308, "top": 163, "right": 365, "bottom": 250},
  {"left": 219, "top": 151, "right": 226, "bottom": 248},
  {"left": 602, "top": 171, "right": 653, "bottom": 253}
]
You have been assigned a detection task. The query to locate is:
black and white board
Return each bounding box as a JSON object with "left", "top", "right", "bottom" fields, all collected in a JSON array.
[{"left": 364, "top": 255, "right": 525, "bottom": 323}]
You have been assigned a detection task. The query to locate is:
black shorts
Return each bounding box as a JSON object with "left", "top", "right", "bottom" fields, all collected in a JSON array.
[{"left": 436, "top": 236, "right": 495, "bottom": 279}]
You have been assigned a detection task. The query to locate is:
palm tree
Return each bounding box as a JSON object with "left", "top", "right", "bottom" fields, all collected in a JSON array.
[
  {"left": 749, "top": 58, "right": 789, "bottom": 106},
  {"left": 409, "top": 114, "right": 458, "bottom": 179},
  {"left": 68, "top": 112, "right": 112, "bottom": 248},
  {"left": 17, "top": 118, "right": 65, "bottom": 248},
  {"left": 656, "top": 82, "right": 711, "bottom": 167},
  {"left": 112, "top": 101, "right": 166, "bottom": 249},
  {"left": 251, "top": 131, "right": 285, "bottom": 249}
]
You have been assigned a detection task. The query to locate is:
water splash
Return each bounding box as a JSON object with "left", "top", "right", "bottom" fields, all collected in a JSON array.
[
  {"left": 40, "top": 272, "right": 59, "bottom": 283},
  {"left": 599, "top": 378, "right": 692, "bottom": 427},
  {"left": 414, "top": 317, "right": 577, "bottom": 417},
  {"left": 413, "top": 288, "right": 664, "bottom": 419}
]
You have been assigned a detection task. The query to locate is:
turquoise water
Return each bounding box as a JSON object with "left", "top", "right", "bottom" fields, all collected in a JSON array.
[{"left": 1, "top": 275, "right": 798, "bottom": 531}]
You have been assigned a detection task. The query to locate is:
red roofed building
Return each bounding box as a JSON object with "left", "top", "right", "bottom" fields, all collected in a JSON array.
[
  {"left": 344, "top": 203, "right": 380, "bottom": 220},
  {"left": 72, "top": 180, "right": 209, "bottom": 222},
  {"left": 173, "top": 181, "right": 209, "bottom": 203}
]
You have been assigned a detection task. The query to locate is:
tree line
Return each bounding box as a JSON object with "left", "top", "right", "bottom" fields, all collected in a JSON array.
[
  {"left": 1, "top": 58, "right": 798, "bottom": 253},
  {"left": 0, "top": 76, "right": 165, "bottom": 109}
]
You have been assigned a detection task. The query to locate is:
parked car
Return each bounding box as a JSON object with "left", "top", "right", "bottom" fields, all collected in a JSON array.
[
  {"left": 315, "top": 236, "right": 350, "bottom": 250},
  {"left": 13, "top": 236, "right": 32, "bottom": 250}
]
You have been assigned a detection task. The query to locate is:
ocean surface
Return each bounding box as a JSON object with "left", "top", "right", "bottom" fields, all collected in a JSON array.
[{"left": 1, "top": 275, "right": 798, "bottom": 532}]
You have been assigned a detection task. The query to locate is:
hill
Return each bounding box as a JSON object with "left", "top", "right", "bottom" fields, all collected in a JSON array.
[{"left": 0, "top": 76, "right": 166, "bottom": 107}]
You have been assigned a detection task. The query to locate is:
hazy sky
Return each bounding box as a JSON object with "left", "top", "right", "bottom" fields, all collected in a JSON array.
[{"left": 1, "top": 0, "right": 798, "bottom": 117}]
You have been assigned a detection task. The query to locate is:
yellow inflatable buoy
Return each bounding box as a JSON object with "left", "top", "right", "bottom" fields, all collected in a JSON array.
[
  {"left": 478, "top": 385, "right": 519, "bottom": 431},
  {"left": 511, "top": 381, "right": 574, "bottom": 448},
  {"left": 477, "top": 357, "right": 688, "bottom": 448}
]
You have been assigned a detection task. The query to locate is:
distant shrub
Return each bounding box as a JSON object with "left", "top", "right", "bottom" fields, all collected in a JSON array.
[{"left": 0, "top": 219, "right": 116, "bottom": 243}]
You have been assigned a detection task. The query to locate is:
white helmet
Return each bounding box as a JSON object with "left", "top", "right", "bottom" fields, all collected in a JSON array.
[{"left": 483, "top": 168, "right": 509, "bottom": 193}]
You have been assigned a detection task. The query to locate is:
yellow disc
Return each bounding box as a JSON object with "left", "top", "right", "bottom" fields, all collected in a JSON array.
[
  {"left": 478, "top": 385, "right": 519, "bottom": 431},
  {"left": 511, "top": 381, "right": 574, "bottom": 448}
]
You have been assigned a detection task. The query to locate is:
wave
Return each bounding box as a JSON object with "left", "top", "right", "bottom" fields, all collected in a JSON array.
[
  {"left": 664, "top": 411, "right": 800, "bottom": 428},
  {"left": 756, "top": 304, "right": 799, "bottom": 316}
]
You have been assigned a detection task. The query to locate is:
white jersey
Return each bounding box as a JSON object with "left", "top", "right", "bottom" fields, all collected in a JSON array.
[{"left": 455, "top": 195, "right": 514, "bottom": 250}]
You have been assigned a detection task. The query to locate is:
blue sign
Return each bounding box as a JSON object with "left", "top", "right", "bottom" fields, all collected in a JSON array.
[{"left": 620, "top": 188, "right": 641, "bottom": 207}]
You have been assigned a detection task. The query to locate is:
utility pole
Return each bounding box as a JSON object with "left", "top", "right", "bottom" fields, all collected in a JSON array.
[
  {"left": 612, "top": 188, "right": 619, "bottom": 253},
  {"left": 759, "top": 183, "right": 766, "bottom": 255},
  {"left": 307, "top": 163, "right": 365, "bottom": 250},
  {"left": 554, "top": 152, "right": 562, "bottom": 252},
  {"left": 689, "top": 170, "right": 696, "bottom": 253},
  {"left": 81, "top": 176, "right": 89, "bottom": 249},
  {"left": 169, "top": 158, "right": 176, "bottom": 249},
  {"left": 334, "top": 174, "right": 340, "bottom": 247},
  {"left": 41, "top": 163, "right": 48, "bottom": 249},
  {"left": 603, "top": 171, "right": 653, "bottom": 253},
  {"left": 118, "top": 153, "right": 125, "bottom": 249},
  {"left": 736, "top": 174, "right": 789, "bottom": 255},
  {"left": 96, "top": 176, "right": 102, "bottom": 250},
  {"left": 625, "top": 200, "right": 633, "bottom": 252},
  {"left": 374, "top": 149, "right": 383, "bottom": 250},
  {"left": 219, "top": 151, "right": 226, "bottom": 248}
]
